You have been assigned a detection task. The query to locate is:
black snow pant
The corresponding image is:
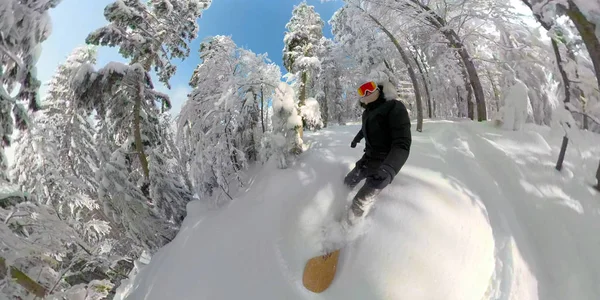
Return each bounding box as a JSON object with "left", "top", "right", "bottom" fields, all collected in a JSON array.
[{"left": 343, "top": 155, "right": 390, "bottom": 218}]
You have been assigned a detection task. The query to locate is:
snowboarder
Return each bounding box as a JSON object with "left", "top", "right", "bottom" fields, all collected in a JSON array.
[{"left": 342, "top": 80, "right": 412, "bottom": 227}]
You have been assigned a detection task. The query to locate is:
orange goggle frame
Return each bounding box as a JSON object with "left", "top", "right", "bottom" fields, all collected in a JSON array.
[{"left": 357, "top": 81, "right": 377, "bottom": 97}]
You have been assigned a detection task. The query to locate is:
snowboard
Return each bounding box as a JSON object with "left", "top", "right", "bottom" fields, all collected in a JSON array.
[{"left": 302, "top": 249, "right": 341, "bottom": 293}]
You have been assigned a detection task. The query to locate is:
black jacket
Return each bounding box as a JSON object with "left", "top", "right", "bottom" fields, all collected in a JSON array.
[{"left": 352, "top": 96, "right": 412, "bottom": 176}]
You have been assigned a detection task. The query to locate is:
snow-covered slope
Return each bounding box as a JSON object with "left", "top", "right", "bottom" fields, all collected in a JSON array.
[{"left": 116, "top": 120, "right": 600, "bottom": 300}]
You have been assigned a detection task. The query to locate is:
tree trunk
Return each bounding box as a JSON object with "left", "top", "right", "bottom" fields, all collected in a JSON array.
[
  {"left": 551, "top": 39, "right": 572, "bottom": 105},
  {"left": 595, "top": 160, "right": 600, "bottom": 191},
  {"left": 456, "top": 43, "right": 486, "bottom": 120},
  {"left": 248, "top": 92, "right": 258, "bottom": 162},
  {"left": 134, "top": 81, "right": 150, "bottom": 181},
  {"left": 265, "top": 100, "right": 269, "bottom": 130},
  {"left": 260, "top": 86, "right": 265, "bottom": 133},
  {"left": 566, "top": 39, "right": 589, "bottom": 130},
  {"left": 299, "top": 71, "right": 307, "bottom": 107},
  {"left": 551, "top": 38, "right": 572, "bottom": 172},
  {"left": 562, "top": 0, "right": 600, "bottom": 93},
  {"left": 383, "top": 58, "right": 402, "bottom": 90},
  {"left": 407, "top": 0, "right": 487, "bottom": 121},
  {"left": 521, "top": 0, "right": 575, "bottom": 171},
  {"left": 467, "top": 82, "right": 474, "bottom": 120},
  {"left": 456, "top": 87, "right": 464, "bottom": 118},
  {"left": 412, "top": 49, "right": 433, "bottom": 119},
  {"left": 367, "top": 13, "right": 423, "bottom": 132},
  {"left": 583, "top": 107, "right": 589, "bottom": 130},
  {"left": 556, "top": 135, "right": 568, "bottom": 171},
  {"left": 298, "top": 71, "right": 307, "bottom": 138},
  {"left": 521, "top": 0, "right": 571, "bottom": 104},
  {"left": 458, "top": 62, "right": 475, "bottom": 120},
  {"left": 486, "top": 67, "right": 501, "bottom": 113},
  {"left": 322, "top": 85, "right": 329, "bottom": 127},
  {"left": 416, "top": 50, "right": 435, "bottom": 117}
]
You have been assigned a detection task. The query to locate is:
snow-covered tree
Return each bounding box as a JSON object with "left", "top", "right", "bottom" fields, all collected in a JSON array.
[
  {"left": 330, "top": 3, "right": 425, "bottom": 130},
  {"left": 10, "top": 46, "right": 111, "bottom": 245},
  {"left": 329, "top": 0, "right": 598, "bottom": 129},
  {"left": 270, "top": 82, "right": 303, "bottom": 169},
  {"left": 493, "top": 74, "right": 530, "bottom": 131},
  {"left": 524, "top": 0, "right": 600, "bottom": 94},
  {"left": 69, "top": 59, "right": 192, "bottom": 252},
  {"left": 0, "top": 0, "right": 63, "bottom": 180},
  {"left": 378, "top": 0, "right": 488, "bottom": 121},
  {"left": 147, "top": 113, "right": 194, "bottom": 224},
  {"left": 468, "top": 16, "right": 559, "bottom": 126},
  {"left": 300, "top": 97, "right": 323, "bottom": 130},
  {"left": 1, "top": 198, "right": 87, "bottom": 298},
  {"left": 83, "top": 0, "right": 212, "bottom": 185},
  {"left": 0, "top": 183, "right": 119, "bottom": 299},
  {"left": 65, "top": 0, "right": 213, "bottom": 252},
  {"left": 178, "top": 36, "right": 283, "bottom": 206},
  {"left": 177, "top": 36, "right": 243, "bottom": 206},
  {"left": 86, "top": 0, "right": 212, "bottom": 88},
  {"left": 5, "top": 46, "right": 138, "bottom": 298},
  {"left": 283, "top": 1, "right": 324, "bottom": 131},
  {"left": 237, "top": 48, "right": 283, "bottom": 160}
]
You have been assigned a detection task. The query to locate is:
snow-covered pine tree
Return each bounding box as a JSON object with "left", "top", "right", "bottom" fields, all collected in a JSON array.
[
  {"left": 86, "top": 0, "right": 212, "bottom": 89},
  {"left": 71, "top": 59, "right": 189, "bottom": 251},
  {"left": 283, "top": 1, "right": 325, "bottom": 133},
  {"left": 70, "top": 0, "right": 212, "bottom": 252},
  {"left": 84, "top": 0, "right": 212, "bottom": 188},
  {"left": 177, "top": 36, "right": 242, "bottom": 206},
  {"left": 10, "top": 46, "right": 111, "bottom": 245},
  {"left": 148, "top": 113, "right": 194, "bottom": 224},
  {"left": 0, "top": 0, "right": 63, "bottom": 180},
  {"left": 6, "top": 46, "right": 134, "bottom": 297}
]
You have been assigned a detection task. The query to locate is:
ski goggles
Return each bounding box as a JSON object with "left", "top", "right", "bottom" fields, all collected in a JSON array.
[{"left": 357, "top": 81, "right": 378, "bottom": 97}]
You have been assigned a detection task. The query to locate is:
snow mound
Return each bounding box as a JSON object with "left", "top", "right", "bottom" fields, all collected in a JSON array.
[{"left": 116, "top": 120, "right": 600, "bottom": 300}]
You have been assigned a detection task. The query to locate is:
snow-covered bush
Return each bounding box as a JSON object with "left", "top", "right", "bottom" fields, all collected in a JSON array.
[
  {"left": 300, "top": 97, "right": 323, "bottom": 131},
  {"left": 493, "top": 79, "right": 530, "bottom": 131}
]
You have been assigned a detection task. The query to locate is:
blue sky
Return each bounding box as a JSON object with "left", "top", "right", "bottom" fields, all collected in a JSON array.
[{"left": 37, "top": 0, "right": 343, "bottom": 116}]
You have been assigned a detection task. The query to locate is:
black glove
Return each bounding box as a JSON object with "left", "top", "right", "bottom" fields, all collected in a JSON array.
[
  {"left": 351, "top": 140, "right": 357, "bottom": 148},
  {"left": 366, "top": 164, "right": 395, "bottom": 190}
]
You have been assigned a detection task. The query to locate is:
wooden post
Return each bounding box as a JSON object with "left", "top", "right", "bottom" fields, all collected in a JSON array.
[
  {"left": 556, "top": 135, "right": 569, "bottom": 171},
  {"left": 595, "top": 161, "right": 600, "bottom": 191}
]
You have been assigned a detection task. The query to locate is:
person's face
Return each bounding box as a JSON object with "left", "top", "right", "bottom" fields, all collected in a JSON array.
[{"left": 360, "top": 88, "right": 380, "bottom": 104}]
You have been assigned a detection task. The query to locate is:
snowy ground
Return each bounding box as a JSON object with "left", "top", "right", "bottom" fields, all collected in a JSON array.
[{"left": 115, "top": 120, "right": 600, "bottom": 300}]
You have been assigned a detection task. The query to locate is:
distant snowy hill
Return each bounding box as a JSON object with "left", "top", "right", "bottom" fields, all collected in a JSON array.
[{"left": 115, "top": 120, "right": 600, "bottom": 300}]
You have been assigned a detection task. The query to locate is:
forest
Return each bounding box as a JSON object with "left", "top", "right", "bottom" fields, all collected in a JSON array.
[{"left": 1, "top": 0, "right": 600, "bottom": 298}]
